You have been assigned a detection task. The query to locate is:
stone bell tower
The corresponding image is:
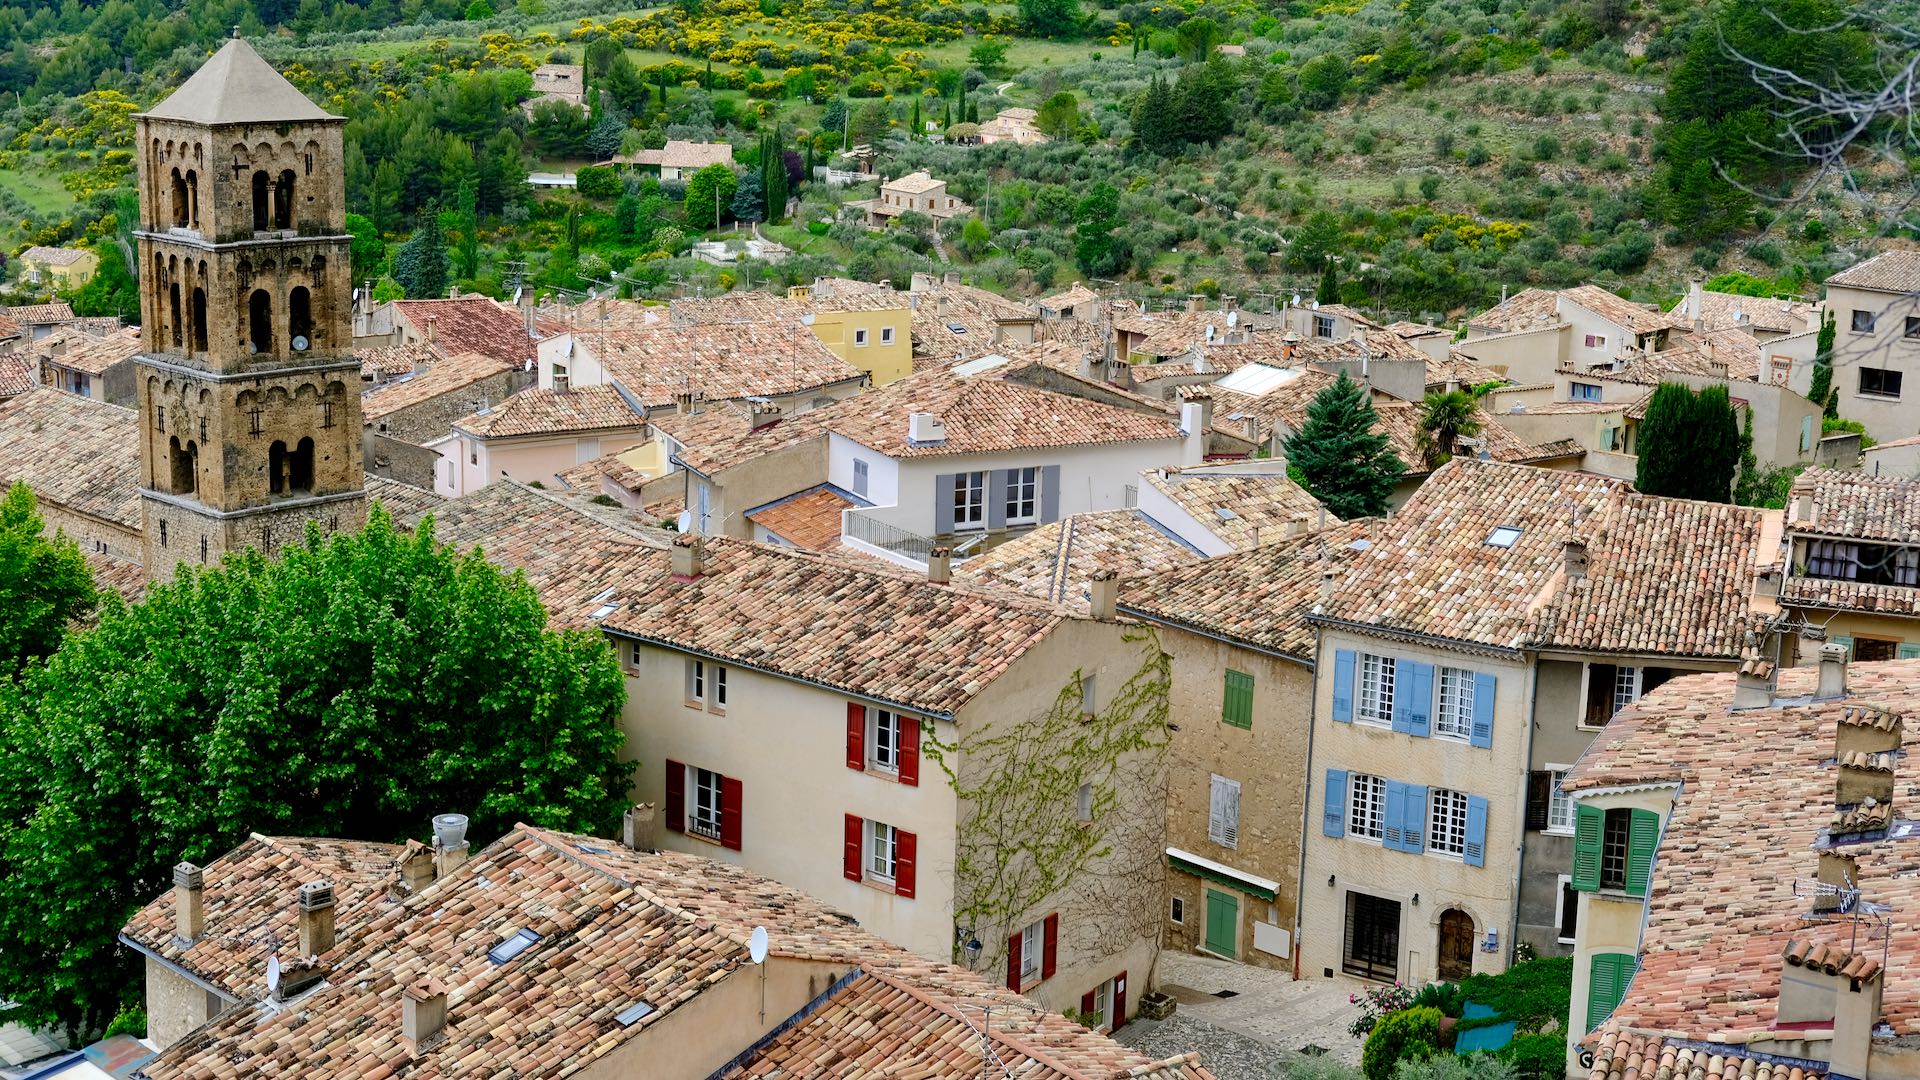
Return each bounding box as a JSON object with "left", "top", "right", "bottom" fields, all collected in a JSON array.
[{"left": 132, "top": 34, "right": 364, "bottom": 580}]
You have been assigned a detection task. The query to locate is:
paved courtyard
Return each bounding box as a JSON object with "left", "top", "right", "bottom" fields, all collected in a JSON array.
[{"left": 1116, "top": 952, "right": 1364, "bottom": 1080}]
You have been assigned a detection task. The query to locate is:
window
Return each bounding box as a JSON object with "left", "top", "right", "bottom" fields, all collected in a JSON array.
[
  {"left": 1861, "top": 367, "right": 1903, "bottom": 398},
  {"left": 868, "top": 708, "right": 902, "bottom": 772},
  {"left": 1080, "top": 673, "right": 1097, "bottom": 717},
  {"left": 868, "top": 819, "right": 897, "bottom": 881},
  {"left": 1583, "top": 663, "right": 1638, "bottom": 728},
  {"left": 1090, "top": 978, "right": 1114, "bottom": 1030},
  {"left": 1435, "top": 667, "right": 1473, "bottom": 740},
  {"left": 1583, "top": 334, "right": 1606, "bottom": 350},
  {"left": 1802, "top": 414, "right": 1815, "bottom": 453},
  {"left": 1428, "top": 788, "right": 1470, "bottom": 858},
  {"left": 1807, "top": 539, "right": 1861, "bottom": 580},
  {"left": 1343, "top": 892, "right": 1401, "bottom": 982},
  {"left": 1574, "top": 805, "right": 1659, "bottom": 896},
  {"left": 1208, "top": 774, "right": 1241, "bottom": 849},
  {"left": 1076, "top": 783, "right": 1094, "bottom": 823},
  {"left": 1570, "top": 382, "right": 1602, "bottom": 401},
  {"left": 1547, "top": 770, "right": 1574, "bottom": 832},
  {"left": 852, "top": 459, "right": 869, "bottom": 497},
  {"left": 1170, "top": 896, "right": 1185, "bottom": 924},
  {"left": 1600, "top": 809, "right": 1630, "bottom": 889},
  {"left": 1222, "top": 670, "right": 1254, "bottom": 729},
  {"left": 1611, "top": 666, "right": 1640, "bottom": 713},
  {"left": 1018, "top": 918, "right": 1045, "bottom": 983},
  {"left": 854, "top": 328, "right": 869, "bottom": 347},
  {"left": 712, "top": 665, "right": 728, "bottom": 709},
  {"left": 689, "top": 767, "right": 724, "bottom": 841},
  {"left": 954, "top": 471, "right": 986, "bottom": 529},
  {"left": 1357, "top": 654, "right": 1394, "bottom": 726},
  {"left": 1486, "top": 526, "right": 1523, "bottom": 547},
  {"left": 881, "top": 326, "right": 896, "bottom": 345},
  {"left": 1314, "top": 314, "right": 1335, "bottom": 339},
  {"left": 687, "top": 659, "right": 707, "bottom": 706},
  {"left": 1557, "top": 875, "right": 1579, "bottom": 944},
  {"left": 1907, "top": 316, "right": 1920, "bottom": 340},
  {"left": 1005, "top": 466, "right": 1039, "bottom": 524},
  {"left": 1348, "top": 774, "right": 1386, "bottom": 841},
  {"left": 1851, "top": 309, "right": 1877, "bottom": 333},
  {"left": 1586, "top": 953, "right": 1637, "bottom": 1032},
  {"left": 1900, "top": 551, "right": 1920, "bottom": 587}
]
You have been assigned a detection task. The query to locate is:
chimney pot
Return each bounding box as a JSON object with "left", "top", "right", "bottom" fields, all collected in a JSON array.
[
  {"left": 1562, "top": 539, "right": 1588, "bottom": 580},
  {"left": 908, "top": 411, "right": 947, "bottom": 445},
  {"left": 173, "top": 862, "right": 206, "bottom": 944},
  {"left": 297, "top": 880, "right": 337, "bottom": 956},
  {"left": 1089, "top": 569, "right": 1119, "bottom": 621},
  {"left": 1819, "top": 641, "right": 1850, "bottom": 700},
  {"left": 397, "top": 840, "right": 435, "bottom": 894},
  {"left": 402, "top": 978, "right": 450, "bottom": 1056},
  {"left": 671, "top": 533, "right": 707, "bottom": 579},
  {"left": 927, "top": 546, "right": 953, "bottom": 585},
  {"left": 622, "top": 804, "right": 658, "bottom": 852}
]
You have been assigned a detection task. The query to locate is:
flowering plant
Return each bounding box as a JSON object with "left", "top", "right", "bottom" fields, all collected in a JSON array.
[{"left": 1345, "top": 981, "right": 1413, "bottom": 1040}]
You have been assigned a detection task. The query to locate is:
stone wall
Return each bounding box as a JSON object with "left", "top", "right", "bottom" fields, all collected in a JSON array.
[
  {"left": 142, "top": 489, "right": 367, "bottom": 581},
  {"left": 363, "top": 431, "right": 441, "bottom": 490},
  {"left": 144, "top": 955, "right": 227, "bottom": 1050},
  {"left": 371, "top": 366, "right": 531, "bottom": 446}
]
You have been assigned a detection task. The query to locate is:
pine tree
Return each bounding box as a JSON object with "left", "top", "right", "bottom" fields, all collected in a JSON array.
[
  {"left": 1280, "top": 372, "right": 1403, "bottom": 519},
  {"left": 943, "top": 101, "right": 953, "bottom": 130},
  {"left": 1317, "top": 260, "right": 1338, "bottom": 304},
  {"left": 731, "top": 167, "right": 766, "bottom": 223},
  {"left": 391, "top": 213, "right": 450, "bottom": 299},
  {"left": 1129, "top": 76, "right": 1177, "bottom": 156}
]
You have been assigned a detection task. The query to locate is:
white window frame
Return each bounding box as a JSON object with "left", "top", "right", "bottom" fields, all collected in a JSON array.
[
  {"left": 867, "top": 707, "right": 901, "bottom": 773},
  {"left": 1611, "top": 666, "right": 1640, "bottom": 713},
  {"left": 1208, "top": 774, "right": 1241, "bottom": 849},
  {"left": 1583, "top": 334, "right": 1606, "bottom": 350},
  {"left": 686, "top": 658, "right": 707, "bottom": 707},
  {"left": 1555, "top": 873, "right": 1578, "bottom": 944},
  {"left": 1018, "top": 918, "right": 1044, "bottom": 983},
  {"left": 954, "top": 471, "right": 987, "bottom": 529},
  {"left": 866, "top": 818, "right": 897, "bottom": 882},
  {"left": 880, "top": 326, "right": 895, "bottom": 345},
  {"left": 1428, "top": 788, "right": 1469, "bottom": 858},
  {"left": 854, "top": 327, "right": 870, "bottom": 347},
  {"left": 712, "top": 665, "right": 728, "bottom": 711},
  {"left": 1435, "top": 666, "right": 1473, "bottom": 740},
  {"left": 1356, "top": 654, "right": 1395, "bottom": 727},
  {"left": 1005, "top": 466, "right": 1039, "bottom": 526},
  {"left": 1570, "top": 381, "right": 1602, "bottom": 401},
  {"left": 1348, "top": 773, "right": 1386, "bottom": 842},
  {"left": 1545, "top": 765, "right": 1575, "bottom": 834},
  {"left": 1076, "top": 782, "right": 1094, "bottom": 823},
  {"left": 1092, "top": 978, "right": 1114, "bottom": 1030},
  {"left": 1314, "top": 314, "right": 1334, "bottom": 339},
  {"left": 688, "top": 766, "right": 723, "bottom": 841}
]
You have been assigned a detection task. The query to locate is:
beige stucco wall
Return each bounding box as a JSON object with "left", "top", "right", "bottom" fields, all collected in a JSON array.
[
  {"left": 145, "top": 955, "right": 227, "bottom": 1049},
  {"left": 470, "top": 429, "right": 648, "bottom": 491},
  {"left": 812, "top": 308, "right": 913, "bottom": 385},
  {"left": 22, "top": 251, "right": 97, "bottom": 288},
  {"left": 693, "top": 434, "right": 830, "bottom": 538},
  {"left": 1455, "top": 324, "right": 1570, "bottom": 383},
  {"left": 1564, "top": 785, "right": 1676, "bottom": 1074},
  {"left": 1824, "top": 283, "right": 1920, "bottom": 442},
  {"left": 1300, "top": 629, "right": 1534, "bottom": 987},
  {"left": 1864, "top": 439, "right": 1920, "bottom": 478},
  {"left": 1158, "top": 626, "right": 1312, "bottom": 972},
  {"left": 579, "top": 956, "right": 847, "bottom": 1080},
  {"left": 1780, "top": 607, "right": 1920, "bottom": 659}
]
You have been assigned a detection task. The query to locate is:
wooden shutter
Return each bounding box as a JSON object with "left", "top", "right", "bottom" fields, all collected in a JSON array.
[
  {"left": 719, "top": 775, "right": 743, "bottom": 850},
  {"left": 1525, "top": 771, "right": 1552, "bottom": 831},
  {"left": 1405, "top": 663, "right": 1433, "bottom": 738},
  {"left": 1042, "top": 913, "right": 1059, "bottom": 979},
  {"left": 1470, "top": 672, "right": 1497, "bottom": 748},
  {"left": 1039, "top": 464, "right": 1062, "bottom": 523},
  {"left": 1081, "top": 989, "right": 1098, "bottom": 1016},
  {"left": 1401, "top": 785, "right": 1427, "bottom": 853},
  {"left": 1571, "top": 803, "right": 1603, "bottom": 891},
  {"left": 1382, "top": 781, "right": 1406, "bottom": 850},
  {"left": 933, "top": 473, "right": 957, "bottom": 535},
  {"left": 894, "top": 829, "right": 917, "bottom": 897},
  {"left": 1210, "top": 776, "right": 1240, "bottom": 848},
  {"left": 898, "top": 717, "right": 920, "bottom": 786},
  {"left": 1007, "top": 934, "right": 1022, "bottom": 990},
  {"left": 1113, "top": 971, "right": 1126, "bottom": 1030},
  {"left": 664, "top": 760, "right": 685, "bottom": 833},
  {"left": 1900, "top": 643, "right": 1920, "bottom": 660},
  {"left": 846, "top": 703, "right": 865, "bottom": 770},
  {"left": 1223, "top": 670, "right": 1254, "bottom": 729},
  {"left": 1625, "top": 808, "right": 1661, "bottom": 897},
  {"left": 843, "top": 814, "right": 863, "bottom": 881},
  {"left": 1586, "top": 953, "right": 1635, "bottom": 1031},
  {"left": 987, "top": 469, "right": 1010, "bottom": 530},
  {"left": 1464, "top": 795, "right": 1489, "bottom": 867},
  {"left": 1331, "top": 650, "right": 1356, "bottom": 722},
  {"left": 1323, "top": 769, "right": 1347, "bottom": 837}
]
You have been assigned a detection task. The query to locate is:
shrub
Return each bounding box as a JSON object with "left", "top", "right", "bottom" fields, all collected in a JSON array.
[
  {"left": 1363, "top": 1006, "right": 1444, "bottom": 1080},
  {"left": 1497, "top": 1034, "right": 1568, "bottom": 1080},
  {"left": 1346, "top": 982, "right": 1416, "bottom": 1039},
  {"left": 1464, "top": 144, "right": 1490, "bottom": 167},
  {"left": 575, "top": 166, "right": 621, "bottom": 200}
]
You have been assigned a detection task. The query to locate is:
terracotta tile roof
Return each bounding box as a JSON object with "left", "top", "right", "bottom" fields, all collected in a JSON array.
[
  {"left": 452, "top": 385, "right": 644, "bottom": 439},
  {"left": 1039, "top": 283, "right": 1101, "bottom": 311},
  {"left": 1473, "top": 286, "right": 1680, "bottom": 337},
  {"left": 885, "top": 171, "right": 948, "bottom": 194},
  {"left": 1387, "top": 320, "right": 1449, "bottom": 339},
  {"left": 744, "top": 484, "right": 857, "bottom": 550},
  {"left": 1130, "top": 352, "right": 1255, "bottom": 383},
  {"left": 1318, "top": 459, "right": 1772, "bottom": 657},
  {"left": 0, "top": 388, "right": 139, "bottom": 528},
  {"left": 1120, "top": 522, "right": 1373, "bottom": 661},
  {"left": 362, "top": 475, "right": 443, "bottom": 519},
  {"left": 1586, "top": 1031, "right": 1825, "bottom": 1080},
  {"left": 84, "top": 549, "right": 146, "bottom": 604},
  {"left": 554, "top": 448, "right": 654, "bottom": 496},
  {"left": 1824, "top": 248, "right": 1920, "bottom": 293},
  {"left": 1230, "top": 373, "right": 1538, "bottom": 471},
  {"left": 658, "top": 139, "right": 735, "bottom": 169},
  {"left": 1142, "top": 465, "right": 1326, "bottom": 548},
  {"left": 1429, "top": 350, "right": 1495, "bottom": 389},
  {"left": 1314, "top": 304, "right": 1383, "bottom": 329},
  {"left": 20, "top": 245, "right": 90, "bottom": 266},
  {"left": 1598, "top": 329, "right": 1779, "bottom": 385},
  {"left": 391, "top": 297, "right": 533, "bottom": 364},
  {"left": 825, "top": 362, "right": 1181, "bottom": 459},
  {"left": 908, "top": 283, "right": 1037, "bottom": 363},
  {"left": 119, "top": 834, "right": 403, "bottom": 1001},
  {"left": 1561, "top": 285, "right": 1687, "bottom": 336},
  {"left": 1469, "top": 288, "right": 1562, "bottom": 334},
  {"left": 533, "top": 298, "right": 668, "bottom": 335},
  {"left": 1502, "top": 398, "right": 1645, "bottom": 416},
  {"left": 0, "top": 310, "right": 18, "bottom": 340},
  {"left": 0, "top": 354, "right": 36, "bottom": 398},
  {"left": 1, "top": 302, "right": 74, "bottom": 325},
  {"left": 356, "top": 341, "right": 441, "bottom": 383},
  {"left": 361, "top": 351, "right": 517, "bottom": 423},
  {"left": 1669, "top": 290, "right": 1814, "bottom": 336},
  {"left": 1565, "top": 661, "right": 1920, "bottom": 1052},
  {"left": 653, "top": 403, "right": 833, "bottom": 477},
  {"left": 1786, "top": 466, "right": 1920, "bottom": 544},
  {"left": 48, "top": 326, "right": 140, "bottom": 376},
  {"left": 957, "top": 509, "right": 1203, "bottom": 611},
  {"left": 598, "top": 538, "right": 1066, "bottom": 716},
  {"left": 669, "top": 293, "right": 810, "bottom": 325},
  {"left": 573, "top": 323, "right": 863, "bottom": 407}
]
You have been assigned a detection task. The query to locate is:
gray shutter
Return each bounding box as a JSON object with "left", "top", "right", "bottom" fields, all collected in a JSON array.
[
  {"left": 988, "top": 469, "right": 1010, "bottom": 530},
  {"left": 933, "top": 473, "right": 956, "bottom": 536},
  {"left": 1040, "top": 464, "right": 1062, "bottom": 523}
]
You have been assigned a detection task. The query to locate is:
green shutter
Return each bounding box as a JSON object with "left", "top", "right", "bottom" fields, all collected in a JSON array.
[
  {"left": 1624, "top": 808, "right": 1661, "bottom": 897},
  {"left": 1832, "top": 635, "right": 1853, "bottom": 659},
  {"left": 1571, "top": 803, "right": 1603, "bottom": 891},
  {"left": 1898, "top": 643, "right": 1920, "bottom": 660},
  {"left": 1222, "top": 670, "right": 1254, "bottom": 729},
  {"left": 1586, "top": 953, "right": 1635, "bottom": 1031}
]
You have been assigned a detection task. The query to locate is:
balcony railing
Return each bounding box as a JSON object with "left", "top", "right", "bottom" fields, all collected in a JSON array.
[{"left": 843, "top": 508, "right": 987, "bottom": 566}]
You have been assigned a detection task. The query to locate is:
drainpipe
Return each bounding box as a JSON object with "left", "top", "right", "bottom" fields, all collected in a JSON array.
[
  {"left": 1509, "top": 656, "right": 1541, "bottom": 972},
  {"left": 1291, "top": 643, "right": 1323, "bottom": 982}
]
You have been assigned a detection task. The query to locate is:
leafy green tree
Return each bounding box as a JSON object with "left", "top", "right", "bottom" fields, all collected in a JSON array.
[
  {"left": 1174, "top": 16, "right": 1221, "bottom": 62},
  {"left": 1635, "top": 382, "right": 1740, "bottom": 502},
  {"left": 372, "top": 277, "right": 406, "bottom": 303},
  {"left": 66, "top": 244, "right": 137, "bottom": 321},
  {"left": 1416, "top": 389, "right": 1481, "bottom": 468},
  {"left": 1072, "top": 182, "right": 1129, "bottom": 277},
  {"left": 1036, "top": 91, "right": 1081, "bottom": 140},
  {"left": 1290, "top": 210, "right": 1342, "bottom": 272},
  {"left": 1281, "top": 372, "right": 1403, "bottom": 518},
  {"left": 345, "top": 213, "right": 386, "bottom": 279},
  {"left": 614, "top": 193, "right": 642, "bottom": 238},
  {"left": 970, "top": 39, "right": 1009, "bottom": 68},
  {"left": 0, "top": 482, "right": 96, "bottom": 675},
  {"left": 1129, "top": 76, "right": 1178, "bottom": 156},
  {"left": 585, "top": 114, "right": 625, "bottom": 160},
  {"left": 1298, "top": 52, "right": 1350, "bottom": 110},
  {"left": 529, "top": 99, "right": 591, "bottom": 158},
  {"left": 820, "top": 98, "right": 849, "bottom": 143},
  {"left": 1809, "top": 308, "right": 1837, "bottom": 418},
  {"left": 464, "top": 0, "right": 493, "bottom": 17},
  {"left": 0, "top": 508, "right": 631, "bottom": 1036},
  {"left": 391, "top": 214, "right": 451, "bottom": 299},
  {"left": 684, "top": 164, "right": 739, "bottom": 230},
  {"left": 958, "top": 217, "right": 991, "bottom": 260},
  {"left": 1018, "top": 0, "right": 1079, "bottom": 38},
  {"left": 1316, "top": 260, "right": 1339, "bottom": 304},
  {"left": 909, "top": 97, "right": 922, "bottom": 140}
]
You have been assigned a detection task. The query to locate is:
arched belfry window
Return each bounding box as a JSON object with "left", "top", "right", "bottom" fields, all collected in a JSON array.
[
  {"left": 252, "top": 171, "right": 270, "bottom": 232},
  {"left": 288, "top": 287, "right": 313, "bottom": 351},
  {"left": 185, "top": 170, "right": 199, "bottom": 229},
  {"left": 191, "top": 288, "right": 208, "bottom": 354},
  {"left": 169, "top": 282, "right": 182, "bottom": 349},
  {"left": 274, "top": 170, "right": 295, "bottom": 230},
  {"left": 290, "top": 437, "right": 315, "bottom": 493},
  {"left": 170, "top": 169, "right": 188, "bottom": 228},
  {"left": 269, "top": 440, "right": 287, "bottom": 494},
  {"left": 168, "top": 437, "right": 197, "bottom": 495},
  {"left": 248, "top": 290, "right": 273, "bottom": 355}
]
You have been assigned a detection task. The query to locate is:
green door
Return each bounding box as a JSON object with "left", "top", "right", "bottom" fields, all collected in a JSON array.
[{"left": 1204, "top": 889, "right": 1238, "bottom": 958}]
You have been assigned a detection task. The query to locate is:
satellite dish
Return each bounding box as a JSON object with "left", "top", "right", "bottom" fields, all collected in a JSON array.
[
  {"left": 291, "top": 335, "right": 310, "bottom": 353},
  {"left": 749, "top": 926, "right": 769, "bottom": 965},
  {"left": 266, "top": 955, "right": 281, "bottom": 995}
]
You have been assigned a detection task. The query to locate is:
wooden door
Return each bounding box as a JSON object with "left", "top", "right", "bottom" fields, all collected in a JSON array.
[
  {"left": 1438, "top": 908, "right": 1474, "bottom": 982},
  {"left": 1203, "top": 889, "right": 1238, "bottom": 959}
]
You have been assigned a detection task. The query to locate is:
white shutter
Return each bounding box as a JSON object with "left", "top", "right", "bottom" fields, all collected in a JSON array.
[{"left": 1210, "top": 775, "right": 1240, "bottom": 849}]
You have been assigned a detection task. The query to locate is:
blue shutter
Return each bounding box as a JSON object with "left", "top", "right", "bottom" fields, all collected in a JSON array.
[
  {"left": 1323, "top": 769, "right": 1347, "bottom": 837},
  {"left": 1470, "top": 672, "right": 1497, "bottom": 749},
  {"left": 1039, "top": 464, "right": 1062, "bottom": 523},
  {"left": 987, "top": 469, "right": 1010, "bottom": 530},
  {"left": 1402, "top": 785, "right": 1427, "bottom": 853},
  {"left": 933, "top": 473, "right": 957, "bottom": 535},
  {"left": 1382, "top": 782, "right": 1406, "bottom": 850},
  {"left": 1331, "top": 650, "right": 1355, "bottom": 723},
  {"left": 1464, "top": 795, "right": 1489, "bottom": 867},
  {"left": 1406, "top": 662, "right": 1433, "bottom": 738}
]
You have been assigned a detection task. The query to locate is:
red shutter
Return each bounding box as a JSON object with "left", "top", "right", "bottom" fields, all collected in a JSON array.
[
  {"left": 664, "top": 760, "right": 684, "bottom": 833},
  {"left": 1041, "top": 913, "right": 1059, "bottom": 980},
  {"left": 846, "top": 703, "right": 865, "bottom": 770},
  {"left": 1080, "top": 989, "right": 1097, "bottom": 1016},
  {"left": 894, "top": 829, "right": 916, "bottom": 897},
  {"left": 1113, "top": 970, "right": 1127, "bottom": 1030},
  {"left": 843, "top": 814, "right": 863, "bottom": 881},
  {"left": 720, "top": 775, "right": 743, "bottom": 851},
  {"left": 1007, "top": 934, "right": 1022, "bottom": 990},
  {"left": 899, "top": 717, "right": 920, "bottom": 787}
]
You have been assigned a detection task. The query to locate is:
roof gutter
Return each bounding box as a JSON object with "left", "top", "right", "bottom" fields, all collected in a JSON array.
[
  {"left": 1117, "top": 605, "right": 1313, "bottom": 670},
  {"left": 1304, "top": 614, "right": 1527, "bottom": 661},
  {"left": 115, "top": 933, "right": 243, "bottom": 1007}
]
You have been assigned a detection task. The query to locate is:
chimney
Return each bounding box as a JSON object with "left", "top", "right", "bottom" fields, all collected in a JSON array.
[
  {"left": 553, "top": 368, "right": 570, "bottom": 393},
  {"left": 944, "top": 271, "right": 961, "bottom": 286},
  {"left": 1088, "top": 569, "right": 1118, "bottom": 622},
  {"left": 425, "top": 315, "right": 438, "bottom": 344},
  {"left": 671, "top": 533, "right": 707, "bottom": 580},
  {"left": 173, "top": 862, "right": 206, "bottom": 944},
  {"left": 431, "top": 813, "right": 469, "bottom": 880},
  {"left": 1814, "top": 850, "right": 1859, "bottom": 914},
  {"left": 908, "top": 411, "right": 947, "bottom": 445},
  {"left": 297, "top": 880, "right": 337, "bottom": 956},
  {"left": 622, "top": 803, "right": 658, "bottom": 852},
  {"left": 448, "top": 285, "right": 459, "bottom": 300},
  {"left": 750, "top": 402, "right": 783, "bottom": 431},
  {"left": 1221, "top": 295, "right": 1238, "bottom": 313},
  {"left": 927, "top": 546, "right": 953, "bottom": 585},
  {"left": 1185, "top": 294, "right": 1204, "bottom": 314},
  {"left": 1282, "top": 328, "right": 1299, "bottom": 365},
  {"left": 402, "top": 978, "right": 450, "bottom": 1056},
  {"left": 1195, "top": 350, "right": 1212, "bottom": 374},
  {"left": 396, "top": 840, "right": 435, "bottom": 894},
  {"left": 1180, "top": 389, "right": 1213, "bottom": 464},
  {"left": 1561, "top": 539, "right": 1588, "bottom": 580},
  {"left": 1688, "top": 280, "right": 1704, "bottom": 331},
  {"left": 1833, "top": 964, "right": 1885, "bottom": 1080},
  {"left": 1732, "top": 652, "right": 1776, "bottom": 711},
  {"left": 1818, "top": 641, "right": 1850, "bottom": 700}
]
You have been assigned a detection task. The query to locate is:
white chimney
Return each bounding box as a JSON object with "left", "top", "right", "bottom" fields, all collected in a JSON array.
[
  {"left": 927, "top": 546, "right": 953, "bottom": 585},
  {"left": 173, "top": 862, "right": 206, "bottom": 944},
  {"left": 1688, "top": 280, "right": 1704, "bottom": 331},
  {"left": 671, "top": 533, "right": 707, "bottom": 579},
  {"left": 1562, "top": 539, "right": 1588, "bottom": 580},
  {"left": 431, "top": 813, "right": 469, "bottom": 879},
  {"left": 402, "top": 978, "right": 450, "bottom": 1056},
  {"left": 908, "top": 411, "right": 947, "bottom": 444},
  {"left": 297, "top": 880, "right": 336, "bottom": 956},
  {"left": 1088, "top": 569, "right": 1118, "bottom": 622},
  {"left": 1818, "top": 641, "right": 1850, "bottom": 700}
]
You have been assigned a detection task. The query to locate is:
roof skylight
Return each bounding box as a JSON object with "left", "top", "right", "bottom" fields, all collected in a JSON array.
[
  {"left": 488, "top": 928, "right": 541, "bottom": 965},
  {"left": 1485, "top": 526, "right": 1523, "bottom": 548}
]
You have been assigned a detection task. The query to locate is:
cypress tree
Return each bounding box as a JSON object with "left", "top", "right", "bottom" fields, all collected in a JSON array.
[
  {"left": 1635, "top": 382, "right": 1739, "bottom": 502},
  {"left": 910, "top": 98, "right": 922, "bottom": 140},
  {"left": 1809, "top": 308, "right": 1837, "bottom": 418},
  {"left": 1280, "top": 371, "right": 1403, "bottom": 519},
  {"left": 943, "top": 102, "right": 953, "bottom": 130},
  {"left": 1316, "top": 260, "right": 1339, "bottom": 304}
]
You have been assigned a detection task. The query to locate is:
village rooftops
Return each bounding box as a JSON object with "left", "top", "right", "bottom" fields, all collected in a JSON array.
[
  {"left": 49, "top": 326, "right": 141, "bottom": 375},
  {"left": 956, "top": 509, "right": 1203, "bottom": 611},
  {"left": 360, "top": 350, "right": 518, "bottom": 423},
  {"left": 1787, "top": 466, "right": 1920, "bottom": 545},
  {"left": 136, "top": 36, "right": 338, "bottom": 125},
  {"left": 1386, "top": 320, "right": 1450, "bottom": 340},
  {"left": 884, "top": 171, "right": 948, "bottom": 194},
  {"left": 0, "top": 388, "right": 139, "bottom": 528},
  {"left": 1314, "top": 458, "right": 1777, "bottom": 658},
  {"left": 1586, "top": 326, "right": 1781, "bottom": 386},
  {"left": 19, "top": 245, "right": 91, "bottom": 266},
  {"left": 0, "top": 355, "right": 35, "bottom": 398},
  {"left": 1142, "top": 464, "right": 1327, "bottom": 548},
  {"left": 1824, "top": 248, "right": 1920, "bottom": 294},
  {"left": 1669, "top": 288, "right": 1815, "bottom": 336},
  {"left": 1564, "top": 660, "right": 1920, "bottom": 1059},
  {"left": 1, "top": 302, "right": 75, "bottom": 326},
  {"left": 569, "top": 322, "right": 864, "bottom": 407},
  {"left": 356, "top": 341, "right": 441, "bottom": 383},
  {"left": 391, "top": 297, "right": 532, "bottom": 365},
  {"left": 1038, "top": 283, "right": 1101, "bottom": 312},
  {"left": 596, "top": 537, "right": 1069, "bottom": 718},
  {"left": 652, "top": 401, "right": 833, "bottom": 477},
  {"left": 451, "top": 384, "right": 645, "bottom": 440},
  {"left": 1472, "top": 286, "right": 1682, "bottom": 338}
]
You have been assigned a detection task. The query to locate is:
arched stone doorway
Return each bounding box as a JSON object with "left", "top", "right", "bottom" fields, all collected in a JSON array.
[{"left": 1437, "top": 908, "right": 1475, "bottom": 981}]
